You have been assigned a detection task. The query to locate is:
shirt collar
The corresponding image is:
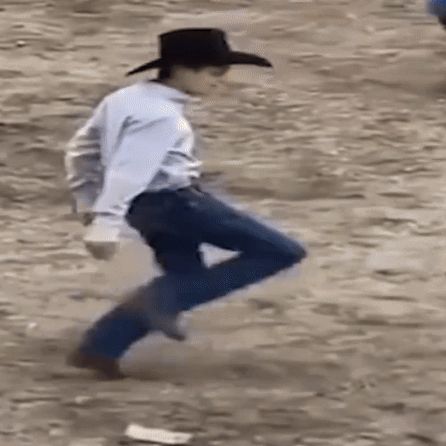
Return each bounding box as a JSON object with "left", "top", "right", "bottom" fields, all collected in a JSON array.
[{"left": 143, "top": 80, "right": 191, "bottom": 105}]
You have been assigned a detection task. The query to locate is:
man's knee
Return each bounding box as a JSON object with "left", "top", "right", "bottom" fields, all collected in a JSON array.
[
  {"left": 275, "top": 239, "right": 307, "bottom": 266},
  {"left": 246, "top": 224, "right": 307, "bottom": 266},
  {"left": 254, "top": 235, "right": 307, "bottom": 267}
]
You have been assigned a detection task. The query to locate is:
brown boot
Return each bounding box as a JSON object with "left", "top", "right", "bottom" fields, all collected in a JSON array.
[{"left": 67, "top": 348, "right": 125, "bottom": 380}]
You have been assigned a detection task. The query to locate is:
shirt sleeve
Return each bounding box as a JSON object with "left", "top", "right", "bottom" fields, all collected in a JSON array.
[
  {"left": 92, "top": 116, "right": 182, "bottom": 230},
  {"left": 64, "top": 102, "right": 104, "bottom": 211}
]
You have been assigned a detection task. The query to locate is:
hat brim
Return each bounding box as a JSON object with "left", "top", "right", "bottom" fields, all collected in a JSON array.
[
  {"left": 126, "top": 58, "right": 163, "bottom": 76},
  {"left": 126, "top": 51, "right": 272, "bottom": 76},
  {"left": 226, "top": 51, "right": 272, "bottom": 68}
]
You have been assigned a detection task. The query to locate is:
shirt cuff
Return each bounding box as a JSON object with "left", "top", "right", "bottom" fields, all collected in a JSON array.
[{"left": 93, "top": 213, "right": 126, "bottom": 231}]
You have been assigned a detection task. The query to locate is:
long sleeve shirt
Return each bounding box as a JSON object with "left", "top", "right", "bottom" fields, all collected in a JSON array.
[{"left": 65, "top": 81, "right": 202, "bottom": 231}]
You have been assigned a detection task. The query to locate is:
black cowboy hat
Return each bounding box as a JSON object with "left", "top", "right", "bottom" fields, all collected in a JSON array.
[{"left": 126, "top": 28, "right": 272, "bottom": 76}]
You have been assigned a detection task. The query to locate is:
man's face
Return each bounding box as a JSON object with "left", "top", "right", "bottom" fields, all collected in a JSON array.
[{"left": 175, "top": 65, "right": 230, "bottom": 96}]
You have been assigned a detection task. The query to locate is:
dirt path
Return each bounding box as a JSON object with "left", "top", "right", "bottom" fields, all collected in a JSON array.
[{"left": 1, "top": 1, "right": 446, "bottom": 445}]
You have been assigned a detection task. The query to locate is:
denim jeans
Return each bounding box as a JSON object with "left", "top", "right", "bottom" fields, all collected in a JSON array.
[
  {"left": 77, "top": 187, "right": 307, "bottom": 359},
  {"left": 428, "top": 0, "right": 446, "bottom": 17}
]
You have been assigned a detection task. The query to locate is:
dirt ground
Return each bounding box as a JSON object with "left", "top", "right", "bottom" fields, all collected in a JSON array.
[{"left": 1, "top": 0, "right": 446, "bottom": 445}]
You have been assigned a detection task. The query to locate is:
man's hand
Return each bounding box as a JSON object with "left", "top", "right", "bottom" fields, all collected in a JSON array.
[{"left": 83, "top": 221, "right": 120, "bottom": 261}]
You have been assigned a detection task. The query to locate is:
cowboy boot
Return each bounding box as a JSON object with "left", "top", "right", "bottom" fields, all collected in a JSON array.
[{"left": 67, "top": 349, "right": 124, "bottom": 379}]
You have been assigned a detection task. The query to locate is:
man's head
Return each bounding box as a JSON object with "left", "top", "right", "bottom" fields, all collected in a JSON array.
[{"left": 158, "top": 64, "right": 229, "bottom": 96}]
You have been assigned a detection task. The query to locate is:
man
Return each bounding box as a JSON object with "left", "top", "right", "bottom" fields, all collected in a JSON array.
[
  {"left": 427, "top": 0, "right": 446, "bottom": 29},
  {"left": 65, "top": 28, "right": 307, "bottom": 379}
]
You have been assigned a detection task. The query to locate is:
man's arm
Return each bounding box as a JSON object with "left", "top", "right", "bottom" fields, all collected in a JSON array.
[
  {"left": 64, "top": 102, "right": 105, "bottom": 215},
  {"left": 92, "top": 116, "right": 182, "bottom": 232}
]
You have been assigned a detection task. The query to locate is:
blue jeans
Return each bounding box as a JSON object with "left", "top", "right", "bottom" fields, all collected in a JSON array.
[
  {"left": 77, "top": 187, "right": 307, "bottom": 359},
  {"left": 428, "top": 0, "right": 446, "bottom": 17}
]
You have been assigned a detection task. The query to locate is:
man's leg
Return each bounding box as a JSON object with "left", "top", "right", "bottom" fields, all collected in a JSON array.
[
  {"left": 69, "top": 189, "right": 307, "bottom": 375},
  {"left": 124, "top": 233, "right": 205, "bottom": 340},
  {"left": 132, "top": 189, "right": 307, "bottom": 313},
  {"left": 68, "top": 231, "right": 204, "bottom": 376}
]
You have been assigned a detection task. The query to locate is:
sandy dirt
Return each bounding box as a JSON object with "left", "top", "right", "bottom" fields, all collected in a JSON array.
[{"left": 1, "top": 0, "right": 446, "bottom": 445}]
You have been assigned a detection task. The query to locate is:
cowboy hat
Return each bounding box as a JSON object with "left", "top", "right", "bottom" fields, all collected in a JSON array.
[{"left": 127, "top": 28, "right": 272, "bottom": 76}]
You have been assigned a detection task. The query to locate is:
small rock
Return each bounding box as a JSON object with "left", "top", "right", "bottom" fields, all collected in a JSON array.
[
  {"left": 74, "top": 395, "right": 92, "bottom": 405},
  {"left": 68, "top": 290, "right": 87, "bottom": 301},
  {"left": 49, "top": 428, "right": 65, "bottom": 437},
  {"left": 27, "top": 322, "right": 37, "bottom": 331}
]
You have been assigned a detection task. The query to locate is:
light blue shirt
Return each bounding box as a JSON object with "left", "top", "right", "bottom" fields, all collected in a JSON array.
[{"left": 65, "top": 81, "right": 202, "bottom": 230}]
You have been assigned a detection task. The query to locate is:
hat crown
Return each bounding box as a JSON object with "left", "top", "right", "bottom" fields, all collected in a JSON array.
[
  {"left": 126, "top": 27, "right": 272, "bottom": 76},
  {"left": 158, "top": 28, "right": 231, "bottom": 66}
]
